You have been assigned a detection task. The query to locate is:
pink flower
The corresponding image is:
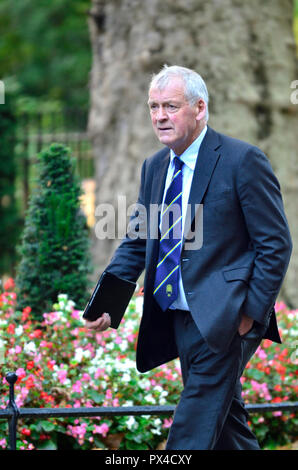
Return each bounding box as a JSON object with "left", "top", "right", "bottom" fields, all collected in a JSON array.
[
  {"left": 163, "top": 418, "right": 173, "bottom": 429},
  {"left": 93, "top": 423, "right": 109, "bottom": 437},
  {"left": 72, "top": 381, "right": 82, "bottom": 393},
  {"left": 251, "top": 380, "right": 272, "bottom": 401},
  {"left": 0, "top": 438, "right": 6, "bottom": 449},
  {"left": 95, "top": 368, "right": 104, "bottom": 379},
  {"left": 82, "top": 373, "right": 91, "bottom": 382},
  {"left": 275, "top": 302, "right": 287, "bottom": 312},
  {"left": 43, "top": 311, "right": 60, "bottom": 325},
  {"left": 257, "top": 348, "right": 267, "bottom": 360},
  {"left": 16, "top": 368, "right": 26, "bottom": 381},
  {"left": 67, "top": 423, "right": 87, "bottom": 444},
  {"left": 71, "top": 310, "right": 81, "bottom": 320},
  {"left": 57, "top": 369, "right": 68, "bottom": 385}
]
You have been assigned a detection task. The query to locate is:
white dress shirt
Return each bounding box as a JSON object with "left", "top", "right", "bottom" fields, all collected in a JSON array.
[{"left": 161, "top": 125, "right": 207, "bottom": 311}]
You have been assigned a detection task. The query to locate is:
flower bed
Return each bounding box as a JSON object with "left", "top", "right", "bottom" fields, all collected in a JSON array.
[{"left": 0, "top": 278, "right": 297, "bottom": 450}]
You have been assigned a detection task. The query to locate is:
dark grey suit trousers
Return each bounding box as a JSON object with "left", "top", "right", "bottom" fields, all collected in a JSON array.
[{"left": 165, "top": 309, "right": 265, "bottom": 450}]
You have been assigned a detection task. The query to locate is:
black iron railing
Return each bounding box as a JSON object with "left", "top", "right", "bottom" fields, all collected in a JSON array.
[{"left": 0, "top": 372, "right": 297, "bottom": 450}]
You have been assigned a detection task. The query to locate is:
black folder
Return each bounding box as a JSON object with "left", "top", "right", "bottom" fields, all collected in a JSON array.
[{"left": 82, "top": 271, "right": 136, "bottom": 329}]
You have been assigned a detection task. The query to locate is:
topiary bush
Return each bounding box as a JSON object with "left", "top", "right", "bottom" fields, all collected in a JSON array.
[{"left": 15, "top": 143, "right": 92, "bottom": 318}]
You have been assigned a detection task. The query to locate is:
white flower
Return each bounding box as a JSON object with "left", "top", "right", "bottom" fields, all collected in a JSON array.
[
  {"left": 119, "top": 340, "right": 128, "bottom": 352},
  {"left": 15, "top": 325, "right": 23, "bottom": 336},
  {"left": 135, "top": 296, "right": 144, "bottom": 314},
  {"left": 124, "top": 400, "right": 134, "bottom": 406},
  {"left": 151, "top": 418, "right": 162, "bottom": 435},
  {"left": 105, "top": 364, "right": 113, "bottom": 374},
  {"left": 74, "top": 348, "right": 84, "bottom": 362},
  {"left": 93, "top": 347, "right": 104, "bottom": 360},
  {"left": 74, "top": 348, "right": 91, "bottom": 362},
  {"left": 144, "top": 394, "right": 156, "bottom": 404},
  {"left": 65, "top": 300, "right": 76, "bottom": 313},
  {"left": 139, "top": 378, "right": 151, "bottom": 389},
  {"left": 83, "top": 350, "right": 91, "bottom": 359},
  {"left": 58, "top": 294, "right": 68, "bottom": 302},
  {"left": 124, "top": 319, "right": 137, "bottom": 331},
  {"left": 24, "top": 341, "right": 37, "bottom": 354},
  {"left": 126, "top": 416, "right": 137, "bottom": 430},
  {"left": 122, "top": 373, "right": 131, "bottom": 383},
  {"left": 87, "top": 366, "right": 97, "bottom": 374},
  {"left": 116, "top": 358, "right": 135, "bottom": 372}
]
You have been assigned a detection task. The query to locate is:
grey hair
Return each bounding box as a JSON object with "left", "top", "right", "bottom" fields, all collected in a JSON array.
[{"left": 149, "top": 65, "right": 209, "bottom": 122}]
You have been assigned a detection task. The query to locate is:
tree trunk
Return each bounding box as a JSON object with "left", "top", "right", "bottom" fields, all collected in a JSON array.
[{"left": 88, "top": 0, "right": 298, "bottom": 306}]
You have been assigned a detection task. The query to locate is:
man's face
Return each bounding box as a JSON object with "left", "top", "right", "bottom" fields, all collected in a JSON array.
[{"left": 148, "top": 77, "right": 206, "bottom": 155}]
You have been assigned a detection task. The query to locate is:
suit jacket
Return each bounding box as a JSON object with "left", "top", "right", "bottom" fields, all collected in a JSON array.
[{"left": 105, "top": 126, "right": 292, "bottom": 372}]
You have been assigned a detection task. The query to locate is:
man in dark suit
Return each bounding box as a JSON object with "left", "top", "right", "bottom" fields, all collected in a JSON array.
[{"left": 85, "top": 65, "right": 292, "bottom": 449}]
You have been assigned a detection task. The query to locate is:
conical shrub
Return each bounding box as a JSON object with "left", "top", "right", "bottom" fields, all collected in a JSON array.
[{"left": 16, "top": 143, "right": 92, "bottom": 317}]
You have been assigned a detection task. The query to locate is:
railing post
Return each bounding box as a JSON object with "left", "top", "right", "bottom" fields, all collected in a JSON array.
[{"left": 5, "top": 372, "right": 19, "bottom": 450}]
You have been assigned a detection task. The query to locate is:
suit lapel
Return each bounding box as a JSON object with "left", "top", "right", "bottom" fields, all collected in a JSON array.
[
  {"left": 146, "top": 148, "right": 170, "bottom": 272},
  {"left": 151, "top": 148, "right": 170, "bottom": 205},
  {"left": 150, "top": 148, "right": 170, "bottom": 236},
  {"left": 183, "top": 126, "right": 221, "bottom": 244}
]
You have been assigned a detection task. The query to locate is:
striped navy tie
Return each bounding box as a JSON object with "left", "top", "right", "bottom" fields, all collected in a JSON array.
[{"left": 154, "top": 156, "right": 184, "bottom": 311}]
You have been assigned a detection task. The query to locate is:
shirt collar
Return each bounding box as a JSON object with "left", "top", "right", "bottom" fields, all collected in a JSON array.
[{"left": 170, "top": 125, "right": 207, "bottom": 171}]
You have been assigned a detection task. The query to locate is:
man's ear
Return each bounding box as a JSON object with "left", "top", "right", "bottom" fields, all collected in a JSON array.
[{"left": 195, "top": 98, "right": 207, "bottom": 121}]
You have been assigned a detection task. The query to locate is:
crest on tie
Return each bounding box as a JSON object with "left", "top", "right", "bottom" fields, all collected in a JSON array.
[{"left": 166, "top": 284, "right": 173, "bottom": 297}]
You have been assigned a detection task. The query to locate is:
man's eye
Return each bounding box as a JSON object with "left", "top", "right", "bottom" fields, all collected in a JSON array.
[{"left": 167, "top": 104, "right": 178, "bottom": 110}]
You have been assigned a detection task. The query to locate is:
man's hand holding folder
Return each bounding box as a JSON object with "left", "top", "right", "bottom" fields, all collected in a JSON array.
[
  {"left": 83, "top": 271, "right": 136, "bottom": 331},
  {"left": 84, "top": 312, "right": 111, "bottom": 332}
]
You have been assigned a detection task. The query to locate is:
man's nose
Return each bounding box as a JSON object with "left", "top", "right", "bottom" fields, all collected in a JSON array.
[{"left": 156, "top": 106, "right": 168, "bottom": 121}]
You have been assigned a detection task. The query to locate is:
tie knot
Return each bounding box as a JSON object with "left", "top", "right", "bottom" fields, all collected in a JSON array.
[{"left": 174, "top": 156, "right": 184, "bottom": 172}]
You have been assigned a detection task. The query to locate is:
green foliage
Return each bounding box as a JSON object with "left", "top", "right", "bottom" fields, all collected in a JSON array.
[
  {"left": 0, "top": 0, "right": 91, "bottom": 110},
  {"left": 15, "top": 143, "right": 92, "bottom": 317},
  {"left": 0, "top": 92, "right": 21, "bottom": 276}
]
